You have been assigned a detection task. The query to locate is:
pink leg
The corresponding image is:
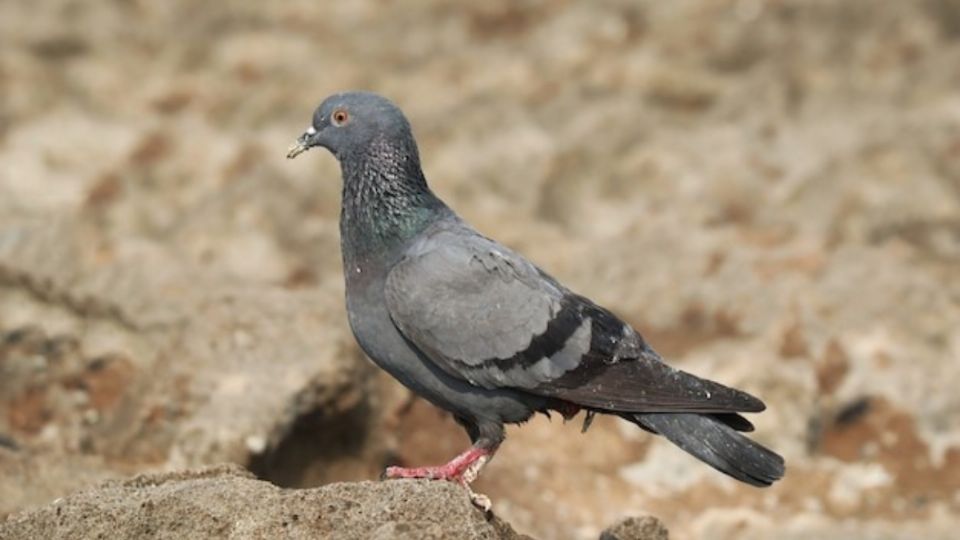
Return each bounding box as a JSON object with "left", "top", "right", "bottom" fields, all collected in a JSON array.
[{"left": 384, "top": 445, "right": 494, "bottom": 484}]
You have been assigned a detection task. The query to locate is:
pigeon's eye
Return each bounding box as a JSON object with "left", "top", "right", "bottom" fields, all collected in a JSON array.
[{"left": 332, "top": 109, "right": 350, "bottom": 127}]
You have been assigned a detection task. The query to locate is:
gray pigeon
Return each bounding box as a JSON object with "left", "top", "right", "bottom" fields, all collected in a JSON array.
[{"left": 287, "top": 92, "right": 785, "bottom": 499}]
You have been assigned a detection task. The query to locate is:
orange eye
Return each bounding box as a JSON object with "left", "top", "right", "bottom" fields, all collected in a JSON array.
[{"left": 332, "top": 109, "right": 349, "bottom": 126}]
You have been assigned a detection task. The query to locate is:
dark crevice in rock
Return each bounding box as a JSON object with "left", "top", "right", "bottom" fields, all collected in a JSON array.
[{"left": 249, "top": 397, "right": 377, "bottom": 488}]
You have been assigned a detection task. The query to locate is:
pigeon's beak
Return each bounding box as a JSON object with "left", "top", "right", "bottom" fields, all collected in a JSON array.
[{"left": 286, "top": 126, "right": 319, "bottom": 159}]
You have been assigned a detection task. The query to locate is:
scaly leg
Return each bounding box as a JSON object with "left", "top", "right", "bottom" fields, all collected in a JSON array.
[
  {"left": 383, "top": 444, "right": 498, "bottom": 510},
  {"left": 384, "top": 445, "right": 493, "bottom": 481}
]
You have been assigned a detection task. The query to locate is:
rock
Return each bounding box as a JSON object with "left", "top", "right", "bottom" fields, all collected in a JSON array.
[
  {"left": 0, "top": 218, "right": 379, "bottom": 514},
  {"left": 0, "top": 465, "right": 531, "bottom": 540},
  {"left": 600, "top": 516, "right": 669, "bottom": 540}
]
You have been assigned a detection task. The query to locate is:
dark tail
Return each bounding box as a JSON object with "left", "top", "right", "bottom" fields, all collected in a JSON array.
[{"left": 630, "top": 412, "right": 785, "bottom": 487}]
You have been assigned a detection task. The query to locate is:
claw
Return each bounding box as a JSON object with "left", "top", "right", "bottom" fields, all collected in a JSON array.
[
  {"left": 581, "top": 410, "right": 596, "bottom": 433},
  {"left": 468, "top": 491, "right": 492, "bottom": 512}
]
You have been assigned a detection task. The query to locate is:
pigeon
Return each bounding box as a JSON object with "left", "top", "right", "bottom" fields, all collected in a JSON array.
[{"left": 287, "top": 91, "right": 785, "bottom": 503}]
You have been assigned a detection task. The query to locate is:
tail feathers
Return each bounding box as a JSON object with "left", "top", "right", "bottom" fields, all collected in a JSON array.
[{"left": 632, "top": 412, "right": 785, "bottom": 487}]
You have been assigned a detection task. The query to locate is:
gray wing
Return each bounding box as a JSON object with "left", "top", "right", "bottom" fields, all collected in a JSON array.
[
  {"left": 385, "top": 224, "right": 765, "bottom": 413},
  {"left": 385, "top": 226, "right": 574, "bottom": 388}
]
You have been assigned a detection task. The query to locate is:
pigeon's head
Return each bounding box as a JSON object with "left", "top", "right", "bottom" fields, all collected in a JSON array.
[{"left": 287, "top": 92, "right": 414, "bottom": 161}]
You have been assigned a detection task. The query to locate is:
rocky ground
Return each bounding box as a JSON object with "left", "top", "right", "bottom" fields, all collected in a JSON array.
[
  {"left": 2, "top": 0, "right": 960, "bottom": 538},
  {"left": 0, "top": 465, "right": 534, "bottom": 540}
]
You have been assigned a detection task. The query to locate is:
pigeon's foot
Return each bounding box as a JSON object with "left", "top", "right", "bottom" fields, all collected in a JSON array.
[
  {"left": 468, "top": 490, "right": 492, "bottom": 512},
  {"left": 384, "top": 446, "right": 495, "bottom": 511},
  {"left": 384, "top": 446, "right": 492, "bottom": 483},
  {"left": 384, "top": 443, "right": 500, "bottom": 510}
]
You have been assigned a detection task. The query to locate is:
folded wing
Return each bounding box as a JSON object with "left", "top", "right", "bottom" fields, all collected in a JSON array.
[{"left": 385, "top": 224, "right": 763, "bottom": 414}]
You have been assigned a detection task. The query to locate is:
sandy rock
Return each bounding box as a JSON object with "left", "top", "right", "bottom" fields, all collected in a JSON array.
[
  {"left": 600, "top": 516, "right": 669, "bottom": 540},
  {"left": 0, "top": 465, "right": 531, "bottom": 540},
  {"left": 0, "top": 218, "right": 378, "bottom": 514}
]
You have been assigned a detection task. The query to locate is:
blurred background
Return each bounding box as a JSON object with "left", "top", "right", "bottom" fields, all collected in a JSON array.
[{"left": 2, "top": 0, "right": 960, "bottom": 538}]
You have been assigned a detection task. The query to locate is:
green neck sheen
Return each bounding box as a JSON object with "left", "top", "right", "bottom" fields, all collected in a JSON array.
[{"left": 339, "top": 143, "right": 448, "bottom": 261}]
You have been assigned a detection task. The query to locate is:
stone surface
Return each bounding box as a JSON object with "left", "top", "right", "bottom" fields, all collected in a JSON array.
[
  {"left": 601, "top": 516, "right": 670, "bottom": 540},
  {"left": 0, "top": 465, "right": 529, "bottom": 540},
  {"left": 0, "top": 218, "right": 381, "bottom": 514}
]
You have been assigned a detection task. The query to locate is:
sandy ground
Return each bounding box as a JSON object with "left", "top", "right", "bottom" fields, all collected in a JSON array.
[{"left": 2, "top": 0, "right": 960, "bottom": 538}]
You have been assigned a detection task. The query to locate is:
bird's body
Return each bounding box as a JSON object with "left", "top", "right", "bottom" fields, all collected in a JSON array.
[
  {"left": 288, "top": 92, "right": 785, "bottom": 501},
  {"left": 344, "top": 218, "right": 547, "bottom": 436}
]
